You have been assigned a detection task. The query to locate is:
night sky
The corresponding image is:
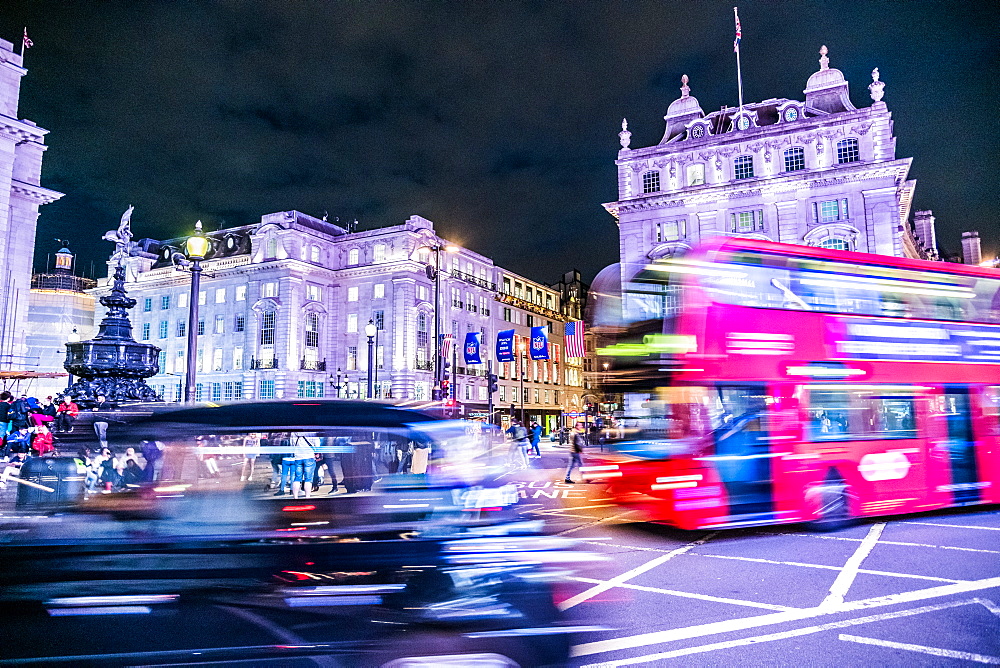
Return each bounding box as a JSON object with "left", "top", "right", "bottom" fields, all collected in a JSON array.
[{"left": 5, "top": 1, "right": 998, "bottom": 283}]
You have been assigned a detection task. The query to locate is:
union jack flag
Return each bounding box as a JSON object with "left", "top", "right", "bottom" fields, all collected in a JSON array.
[
  {"left": 22, "top": 28, "right": 33, "bottom": 50},
  {"left": 733, "top": 8, "right": 741, "bottom": 52},
  {"left": 440, "top": 334, "right": 454, "bottom": 359},
  {"left": 565, "top": 321, "right": 585, "bottom": 359}
]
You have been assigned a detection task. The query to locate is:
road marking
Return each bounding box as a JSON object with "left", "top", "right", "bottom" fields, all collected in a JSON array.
[
  {"left": 975, "top": 597, "right": 1000, "bottom": 618},
  {"left": 557, "top": 510, "right": 636, "bottom": 536},
  {"left": 778, "top": 532, "right": 1000, "bottom": 555},
  {"left": 822, "top": 522, "right": 885, "bottom": 609},
  {"left": 904, "top": 521, "right": 1000, "bottom": 532},
  {"left": 569, "top": 576, "right": 794, "bottom": 611},
  {"left": 696, "top": 552, "right": 963, "bottom": 583},
  {"left": 570, "top": 575, "right": 1000, "bottom": 657},
  {"left": 576, "top": 598, "right": 975, "bottom": 666},
  {"left": 558, "top": 532, "right": 716, "bottom": 610},
  {"left": 839, "top": 633, "right": 1000, "bottom": 664}
]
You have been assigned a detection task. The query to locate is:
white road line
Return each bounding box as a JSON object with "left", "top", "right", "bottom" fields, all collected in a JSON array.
[
  {"left": 905, "top": 521, "right": 1000, "bottom": 532},
  {"left": 576, "top": 598, "right": 975, "bottom": 666},
  {"left": 583, "top": 541, "right": 677, "bottom": 554},
  {"left": 570, "top": 575, "right": 1000, "bottom": 657},
  {"left": 975, "top": 597, "right": 1000, "bottom": 618},
  {"left": 558, "top": 532, "right": 716, "bottom": 611},
  {"left": 697, "top": 552, "right": 962, "bottom": 583},
  {"left": 839, "top": 633, "right": 1000, "bottom": 664},
  {"left": 822, "top": 522, "right": 885, "bottom": 609},
  {"left": 556, "top": 510, "right": 635, "bottom": 536},
  {"left": 569, "top": 576, "right": 794, "bottom": 612},
  {"left": 792, "top": 532, "right": 1000, "bottom": 555}
]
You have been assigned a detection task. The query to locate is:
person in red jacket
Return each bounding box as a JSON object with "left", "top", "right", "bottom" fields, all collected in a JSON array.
[
  {"left": 30, "top": 424, "right": 54, "bottom": 457},
  {"left": 55, "top": 396, "right": 79, "bottom": 434}
]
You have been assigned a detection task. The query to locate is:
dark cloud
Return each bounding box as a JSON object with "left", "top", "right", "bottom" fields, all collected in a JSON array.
[{"left": 6, "top": 0, "right": 999, "bottom": 280}]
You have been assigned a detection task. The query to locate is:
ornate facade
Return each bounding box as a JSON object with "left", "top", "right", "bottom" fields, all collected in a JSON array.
[{"left": 606, "top": 47, "right": 938, "bottom": 274}]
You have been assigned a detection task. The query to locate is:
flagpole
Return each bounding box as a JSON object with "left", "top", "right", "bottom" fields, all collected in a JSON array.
[
  {"left": 20, "top": 27, "right": 26, "bottom": 58},
  {"left": 734, "top": 7, "right": 744, "bottom": 111}
]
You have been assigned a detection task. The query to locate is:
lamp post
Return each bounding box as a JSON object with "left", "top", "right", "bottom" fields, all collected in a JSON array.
[
  {"left": 328, "top": 367, "right": 343, "bottom": 398},
  {"left": 183, "top": 221, "right": 210, "bottom": 403},
  {"left": 65, "top": 327, "right": 80, "bottom": 388},
  {"left": 518, "top": 339, "right": 526, "bottom": 426},
  {"left": 365, "top": 319, "right": 377, "bottom": 399},
  {"left": 416, "top": 241, "right": 458, "bottom": 400}
]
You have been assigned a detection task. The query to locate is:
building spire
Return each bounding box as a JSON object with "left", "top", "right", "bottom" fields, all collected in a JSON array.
[{"left": 819, "top": 45, "right": 830, "bottom": 70}]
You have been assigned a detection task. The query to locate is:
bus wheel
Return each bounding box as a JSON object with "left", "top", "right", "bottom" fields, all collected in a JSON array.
[{"left": 806, "top": 472, "right": 855, "bottom": 532}]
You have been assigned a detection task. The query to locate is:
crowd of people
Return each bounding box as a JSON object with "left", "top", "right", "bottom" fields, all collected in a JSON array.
[{"left": 0, "top": 391, "right": 79, "bottom": 462}]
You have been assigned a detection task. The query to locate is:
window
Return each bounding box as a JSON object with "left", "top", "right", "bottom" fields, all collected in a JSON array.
[
  {"left": 348, "top": 248, "right": 360, "bottom": 265},
  {"left": 197, "top": 320, "right": 205, "bottom": 336},
  {"left": 808, "top": 389, "right": 916, "bottom": 441},
  {"left": 143, "top": 298, "right": 152, "bottom": 312},
  {"left": 416, "top": 285, "right": 428, "bottom": 302},
  {"left": 161, "top": 295, "right": 170, "bottom": 310},
  {"left": 503, "top": 307, "right": 512, "bottom": 322},
  {"left": 215, "top": 288, "right": 226, "bottom": 304},
  {"left": 199, "top": 291, "right": 206, "bottom": 306},
  {"left": 305, "top": 313, "right": 320, "bottom": 348},
  {"left": 197, "top": 349, "right": 204, "bottom": 373},
  {"left": 141, "top": 323, "right": 150, "bottom": 340},
  {"left": 503, "top": 277, "right": 511, "bottom": 294},
  {"left": 178, "top": 292, "right": 188, "bottom": 308},
  {"left": 157, "top": 350, "right": 167, "bottom": 371},
  {"left": 260, "top": 311, "right": 276, "bottom": 346},
  {"left": 734, "top": 155, "right": 754, "bottom": 180},
  {"left": 176, "top": 320, "right": 186, "bottom": 337},
  {"left": 347, "top": 314, "right": 358, "bottom": 332},
  {"left": 212, "top": 349, "right": 223, "bottom": 371},
  {"left": 306, "top": 284, "right": 322, "bottom": 301},
  {"left": 814, "top": 198, "right": 850, "bottom": 223},
  {"left": 526, "top": 315, "right": 534, "bottom": 328},
  {"left": 819, "top": 237, "right": 850, "bottom": 251},
  {"left": 499, "top": 385, "right": 506, "bottom": 402},
  {"left": 310, "top": 245, "right": 320, "bottom": 263},
  {"left": 259, "top": 380, "right": 275, "bottom": 400},
  {"left": 347, "top": 286, "right": 359, "bottom": 302},
  {"left": 224, "top": 382, "right": 235, "bottom": 401},
  {"left": 376, "top": 345, "right": 384, "bottom": 369},
  {"left": 837, "top": 138, "right": 859, "bottom": 164},
  {"left": 784, "top": 147, "right": 805, "bottom": 172},
  {"left": 196, "top": 383, "right": 205, "bottom": 402},
  {"left": 374, "top": 283, "right": 385, "bottom": 299},
  {"left": 642, "top": 170, "right": 661, "bottom": 194},
  {"left": 262, "top": 282, "right": 278, "bottom": 298},
  {"left": 175, "top": 350, "right": 184, "bottom": 373},
  {"left": 235, "top": 285, "right": 246, "bottom": 301},
  {"left": 233, "top": 346, "right": 243, "bottom": 370},
  {"left": 347, "top": 346, "right": 358, "bottom": 371},
  {"left": 266, "top": 237, "right": 278, "bottom": 259},
  {"left": 656, "top": 219, "right": 686, "bottom": 242},
  {"left": 373, "top": 310, "right": 384, "bottom": 330},
  {"left": 214, "top": 314, "right": 224, "bottom": 334},
  {"left": 686, "top": 163, "right": 705, "bottom": 186},
  {"left": 159, "top": 321, "right": 168, "bottom": 339},
  {"left": 373, "top": 243, "right": 386, "bottom": 263},
  {"left": 730, "top": 209, "right": 765, "bottom": 233},
  {"left": 234, "top": 314, "right": 245, "bottom": 332}
]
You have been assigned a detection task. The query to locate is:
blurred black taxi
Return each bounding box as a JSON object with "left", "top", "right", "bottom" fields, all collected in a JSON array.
[{"left": 0, "top": 401, "right": 595, "bottom": 667}]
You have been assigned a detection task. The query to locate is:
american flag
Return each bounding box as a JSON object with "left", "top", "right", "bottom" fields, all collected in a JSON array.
[
  {"left": 440, "top": 334, "right": 454, "bottom": 359},
  {"left": 22, "top": 28, "right": 33, "bottom": 50},
  {"left": 733, "top": 8, "right": 741, "bottom": 53},
  {"left": 565, "top": 321, "right": 585, "bottom": 359}
]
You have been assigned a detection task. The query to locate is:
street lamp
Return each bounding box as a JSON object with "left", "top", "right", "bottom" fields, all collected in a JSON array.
[
  {"left": 518, "top": 339, "right": 526, "bottom": 426},
  {"left": 415, "top": 241, "right": 458, "bottom": 400},
  {"left": 65, "top": 328, "right": 80, "bottom": 388},
  {"left": 328, "top": 367, "right": 343, "bottom": 398},
  {"left": 365, "top": 319, "right": 377, "bottom": 399},
  {"left": 182, "top": 221, "right": 210, "bottom": 403}
]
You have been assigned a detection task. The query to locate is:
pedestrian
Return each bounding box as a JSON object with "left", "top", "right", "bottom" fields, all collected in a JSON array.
[
  {"left": 55, "top": 396, "right": 79, "bottom": 433},
  {"left": 505, "top": 419, "right": 530, "bottom": 469},
  {"left": 0, "top": 392, "right": 11, "bottom": 443},
  {"left": 565, "top": 421, "right": 586, "bottom": 484},
  {"left": 290, "top": 436, "right": 316, "bottom": 499},
  {"left": 92, "top": 394, "right": 113, "bottom": 449},
  {"left": 272, "top": 433, "right": 294, "bottom": 495},
  {"left": 30, "top": 424, "right": 54, "bottom": 457},
  {"left": 140, "top": 439, "right": 164, "bottom": 482},
  {"left": 240, "top": 432, "right": 261, "bottom": 482},
  {"left": 4, "top": 425, "right": 32, "bottom": 461},
  {"left": 9, "top": 395, "right": 30, "bottom": 431},
  {"left": 528, "top": 421, "right": 542, "bottom": 458},
  {"left": 317, "top": 435, "right": 344, "bottom": 493}
]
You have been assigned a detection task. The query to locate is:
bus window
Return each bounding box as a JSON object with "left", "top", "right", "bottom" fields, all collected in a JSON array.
[
  {"left": 808, "top": 388, "right": 917, "bottom": 441},
  {"left": 616, "top": 386, "right": 713, "bottom": 458}
]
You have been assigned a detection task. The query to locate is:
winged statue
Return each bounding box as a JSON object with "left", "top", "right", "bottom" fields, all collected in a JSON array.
[{"left": 102, "top": 206, "right": 136, "bottom": 262}]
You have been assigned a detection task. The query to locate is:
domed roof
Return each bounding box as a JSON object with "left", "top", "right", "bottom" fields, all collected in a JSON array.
[
  {"left": 666, "top": 75, "right": 704, "bottom": 118},
  {"left": 804, "top": 45, "right": 845, "bottom": 92},
  {"left": 803, "top": 45, "right": 855, "bottom": 113}
]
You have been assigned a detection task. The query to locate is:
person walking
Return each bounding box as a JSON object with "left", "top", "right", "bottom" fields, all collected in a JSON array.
[
  {"left": 565, "top": 422, "right": 586, "bottom": 484},
  {"left": 505, "top": 419, "right": 529, "bottom": 469},
  {"left": 290, "top": 436, "right": 317, "bottom": 499},
  {"left": 528, "top": 421, "right": 542, "bottom": 458}
]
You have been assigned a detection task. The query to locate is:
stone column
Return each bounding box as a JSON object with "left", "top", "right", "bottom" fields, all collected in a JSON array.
[{"left": 861, "top": 186, "right": 899, "bottom": 256}]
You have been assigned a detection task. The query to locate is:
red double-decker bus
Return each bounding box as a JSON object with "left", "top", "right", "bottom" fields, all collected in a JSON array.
[{"left": 589, "top": 238, "right": 1000, "bottom": 530}]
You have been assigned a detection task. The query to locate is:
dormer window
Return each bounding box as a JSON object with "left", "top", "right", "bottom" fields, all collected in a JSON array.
[
  {"left": 266, "top": 237, "right": 278, "bottom": 259},
  {"left": 642, "top": 170, "right": 661, "bottom": 194},
  {"left": 836, "top": 138, "right": 859, "bottom": 164},
  {"left": 686, "top": 163, "right": 705, "bottom": 186},
  {"left": 783, "top": 147, "right": 805, "bottom": 172},
  {"left": 734, "top": 155, "right": 754, "bottom": 180},
  {"left": 373, "top": 243, "right": 386, "bottom": 263},
  {"left": 348, "top": 248, "right": 360, "bottom": 265}
]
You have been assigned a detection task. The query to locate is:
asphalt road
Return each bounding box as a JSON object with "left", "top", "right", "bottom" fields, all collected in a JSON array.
[{"left": 513, "top": 441, "right": 1000, "bottom": 667}]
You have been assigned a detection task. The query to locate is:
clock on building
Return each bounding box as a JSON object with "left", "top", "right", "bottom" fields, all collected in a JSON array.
[
  {"left": 226, "top": 236, "right": 237, "bottom": 250},
  {"left": 691, "top": 125, "right": 705, "bottom": 139},
  {"left": 784, "top": 107, "right": 799, "bottom": 122},
  {"left": 736, "top": 115, "right": 750, "bottom": 131}
]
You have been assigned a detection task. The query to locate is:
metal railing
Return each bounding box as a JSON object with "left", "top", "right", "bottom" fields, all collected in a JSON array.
[
  {"left": 415, "top": 360, "right": 433, "bottom": 371},
  {"left": 250, "top": 357, "right": 278, "bottom": 370},
  {"left": 300, "top": 359, "right": 327, "bottom": 371},
  {"left": 451, "top": 269, "right": 497, "bottom": 292}
]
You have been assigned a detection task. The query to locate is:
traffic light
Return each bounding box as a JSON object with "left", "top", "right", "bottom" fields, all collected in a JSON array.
[
  {"left": 441, "top": 379, "right": 450, "bottom": 395},
  {"left": 488, "top": 373, "right": 499, "bottom": 394}
]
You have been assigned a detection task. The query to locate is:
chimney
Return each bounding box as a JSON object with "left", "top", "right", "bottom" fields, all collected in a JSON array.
[
  {"left": 913, "top": 210, "right": 938, "bottom": 258},
  {"left": 962, "top": 231, "right": 982, "bottom": 265}
]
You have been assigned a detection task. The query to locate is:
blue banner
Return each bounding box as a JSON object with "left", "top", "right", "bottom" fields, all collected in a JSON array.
[
  {"left": 464, "top": 332, "right": 483, "bottom": 365},
  {"left": 530, "top": 326, "right": 550, "bottom": 360},
  {"left": 496, "top": 329, "right": 515, "bottom": 362}
]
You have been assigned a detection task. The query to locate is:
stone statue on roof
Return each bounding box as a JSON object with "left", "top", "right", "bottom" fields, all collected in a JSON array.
[{"left": 102, "top": 206, "right": 137, "bottom": 263}]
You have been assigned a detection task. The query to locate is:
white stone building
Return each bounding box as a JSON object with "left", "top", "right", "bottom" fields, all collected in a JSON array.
[
  {"left": 607, "top": 46, "right": 938, "bottom": 275},
  {"left": 0, "top": 38, "right": 63, "bottom": 370},
  {"left": 93, "top": 211, "right": 584, "bottom": 425}
]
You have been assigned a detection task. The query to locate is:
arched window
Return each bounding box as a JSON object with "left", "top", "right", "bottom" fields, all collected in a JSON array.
[
  {"left": 783, "top": 147, "right": 805, "bottom": 172},
  {"left": 373, "top": 243, "right": 386, "bottom": 263},
  {"left": 348, "top": 248, "right": 360, "bottom": 265},
  {"left": 819, "top": 237, "right": 850, "bottom": 251},
  {"left": 642, "top": 170, "right": 661, "bottom": 194},
  {"left": 836, "top": 138, "right": 859, "bottom": 164},
  {"left": 734, "top": 155, "right": 754, "bottom": 180}
]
